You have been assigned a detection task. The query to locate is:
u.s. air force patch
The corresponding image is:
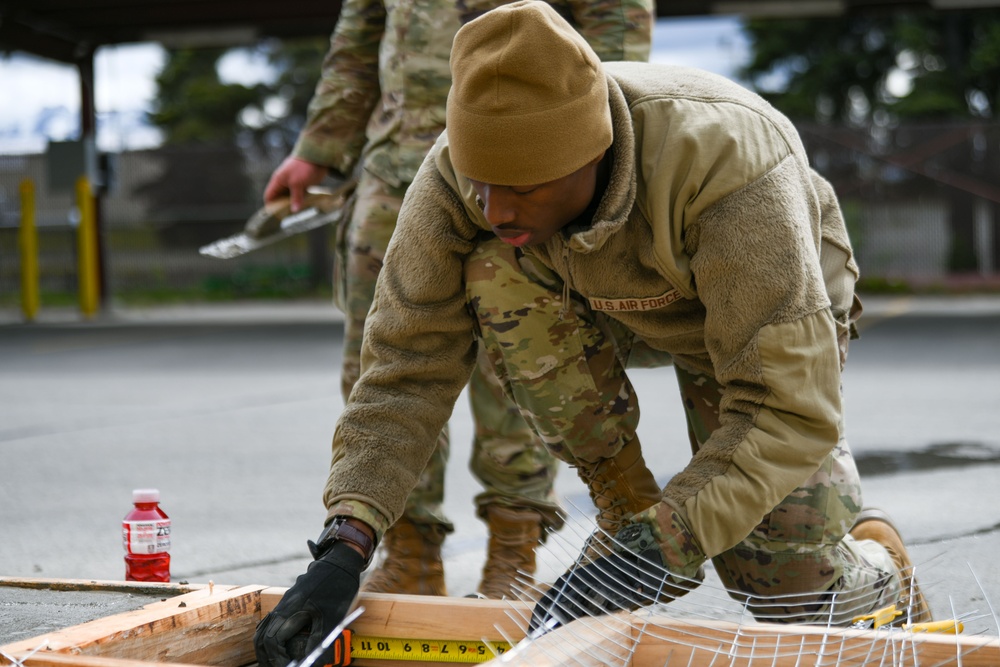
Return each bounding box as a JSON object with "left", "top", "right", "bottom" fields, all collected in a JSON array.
[{"left": 588, "top": 287, "right": 686, "bottom": 312}]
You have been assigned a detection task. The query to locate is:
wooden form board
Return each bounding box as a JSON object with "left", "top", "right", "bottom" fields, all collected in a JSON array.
[
  {"left": 2, "top": 578, "right": 998, "bottom": 667},
  {"left": 0, "top": 578, "right": 530, "bottom": 667}
]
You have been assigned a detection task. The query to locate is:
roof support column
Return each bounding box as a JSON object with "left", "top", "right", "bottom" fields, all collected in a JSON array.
[{"left": 75, "top": 48, "right": 110, "bottom": 307}]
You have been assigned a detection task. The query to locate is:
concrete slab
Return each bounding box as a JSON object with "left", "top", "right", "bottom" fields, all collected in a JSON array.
[{"left": 0, "top": 583, "right": 196, "bottom": 646}]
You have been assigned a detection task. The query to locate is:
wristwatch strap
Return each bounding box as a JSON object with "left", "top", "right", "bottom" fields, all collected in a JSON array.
[{"left": 308, "top": 516, "right": 376, "bottom": 566}]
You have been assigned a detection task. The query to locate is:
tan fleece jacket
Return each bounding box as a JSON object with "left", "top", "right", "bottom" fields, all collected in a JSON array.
[{"left": 324, "top": 63, "right": 858, "bottom": 563}]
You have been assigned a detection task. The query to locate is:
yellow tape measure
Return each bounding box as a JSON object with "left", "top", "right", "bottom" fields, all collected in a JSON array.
[{"left": 348, "top": 633, "right": 513, "bottom": 663}]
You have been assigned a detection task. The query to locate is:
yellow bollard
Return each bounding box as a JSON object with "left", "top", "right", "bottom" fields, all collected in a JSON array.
[
  {"left": 76, "top": 175, "right": 100, "bottom": 318},
  {"left": 19, "top": 179, "right": 40, "bottom": 322}
]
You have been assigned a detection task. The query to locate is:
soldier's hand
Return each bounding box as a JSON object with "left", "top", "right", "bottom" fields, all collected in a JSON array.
[
  {"left": 264, "top": 157, "right": 328, "bottom": 213},
  {"left": 253, "top": 541, "right": 363, "bottom": 667},
  {"left": 528, "top": 523, "right": 691, "bottom": 635}
]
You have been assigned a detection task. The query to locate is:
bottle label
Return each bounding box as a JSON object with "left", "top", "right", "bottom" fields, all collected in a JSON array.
[{"left": 123, "top": 519, "right": 171, "bottom": 554}]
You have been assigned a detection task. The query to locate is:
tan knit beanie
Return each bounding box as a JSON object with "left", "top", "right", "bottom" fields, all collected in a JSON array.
[{"left": 446, "top": 0, "right": 613, "bottom": 185}]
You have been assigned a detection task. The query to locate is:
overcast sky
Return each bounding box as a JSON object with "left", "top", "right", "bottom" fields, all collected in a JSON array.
[{"left": 0, "top": 15, "right": 748, "bottom": 155}]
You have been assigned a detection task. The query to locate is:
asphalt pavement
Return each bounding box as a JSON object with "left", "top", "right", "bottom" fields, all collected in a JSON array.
[{"left": 1, "top": 294, "right": 999, "bottom": 643}]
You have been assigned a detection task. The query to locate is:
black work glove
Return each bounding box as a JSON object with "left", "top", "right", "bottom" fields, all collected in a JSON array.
[
  {"left": 253, "top": 540, "right": 363, "bottom": 667},
  {"left": 529, "top": 523, "right": 693, "bottom": 635}
]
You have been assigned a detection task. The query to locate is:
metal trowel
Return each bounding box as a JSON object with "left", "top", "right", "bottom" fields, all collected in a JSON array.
[{"left": 199, "top": 179, "right": 356, "bottom": 259}]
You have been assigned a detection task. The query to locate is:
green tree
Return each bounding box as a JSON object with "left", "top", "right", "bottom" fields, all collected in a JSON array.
[
  {"left": 147, "top": 37, "right": 329, "bottom": 150},
  {"left": 254, "top": 36, "right": 329, "bottom": 148},
  {"left": 740, "top": 15, "right": 898, "bottom": 124},
  {"left": 142, "top": 48, "right": 262, "bottom": 248},
  {"left": 740, "top": 10, "right": 1000, "bottom": 272},
  {"left": 142, "top": 39, "right": 333, "bottom": 286},
  {"left": 148, "top": 47, "right": 260, "bottom": 145},
  {"left": 741, "top": 10, "right": 1000, "bottom": 123}
]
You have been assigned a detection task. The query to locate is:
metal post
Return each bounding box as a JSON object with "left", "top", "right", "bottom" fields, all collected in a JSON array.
[
  {"left": 76, "top": 175, "right": 100, "bottom": 318},
  {"left": 19, "top": 179, "right": 40, "bottom": 322}
]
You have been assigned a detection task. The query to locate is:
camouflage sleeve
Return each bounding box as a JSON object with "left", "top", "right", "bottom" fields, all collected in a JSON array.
[
  {"left": 325, "top": 499, "right": 393, "bottom": 541},
  {"left": 566, "top": 0, "right": 654, "bottom": 63},
  {"left": 291, "top": 0, "right": 385, "bottom": 177},
  {"left": 323, "top": 148, "right": 482, "bottom": 535}
]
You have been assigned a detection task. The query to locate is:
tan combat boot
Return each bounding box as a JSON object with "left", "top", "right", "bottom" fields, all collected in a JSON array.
[
  {"left": 477, "top": 505, "right": 544, "bottom": 600},
  {"left": 360, "top": 517, "right": 447, "bottom": 596},
  {"left": 573, "top": 438, "right": 662, "bottom": 559},
  {"left": 850, "top": 508, "right": 933, "bottom": 623}
]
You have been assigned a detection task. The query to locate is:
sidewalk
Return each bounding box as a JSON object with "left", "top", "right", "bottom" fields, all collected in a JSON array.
[
  {"left": 0, "top": 298, "right": 344, "bottom": 327},
  {"left": 858, "top": 292, "right": 1000, "bottom": 317},
  {"left": 4, "top": 292, "right": 1000, "bottom": 328}
]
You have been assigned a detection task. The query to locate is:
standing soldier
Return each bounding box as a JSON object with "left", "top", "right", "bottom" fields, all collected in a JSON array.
[{"left": 263, "top": 0, "right": 655, "bottom": 599}]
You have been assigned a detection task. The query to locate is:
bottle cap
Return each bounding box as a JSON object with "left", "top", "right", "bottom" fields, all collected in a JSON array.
[{"left": 132, "top": 488, "right": 161, "bottom": 503}]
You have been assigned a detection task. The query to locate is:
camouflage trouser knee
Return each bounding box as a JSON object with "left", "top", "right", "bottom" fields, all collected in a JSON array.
[
  {"left": 676, "top": 365, "right": 901, "bottom": 623},
  {"left": 465, "top": 239, "right": 642, "bottom": 465},
  {"left": 466, "top": 237, "right": 900, "bottom": 624},
  {"left": 339, "top": 172, "right": 560, "bottom": 532},
  {"left": 468, "top": 347, "right": 564, "bottom": 532}
]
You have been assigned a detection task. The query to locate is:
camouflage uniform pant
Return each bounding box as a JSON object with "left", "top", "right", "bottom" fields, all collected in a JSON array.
[
  {"left": 466, "top": 237, "right": 901, "bottom": 625},
  {"left": 336, "top": 171, "right": 563, "bottom": 534}
]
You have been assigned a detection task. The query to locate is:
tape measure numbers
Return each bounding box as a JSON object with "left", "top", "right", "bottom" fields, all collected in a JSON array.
[
  {"left": 351, "top": 633, "right": 513, "bottom": 663},
  {"left": 323, "top": 630, "right": 513, "bottom": 664}
]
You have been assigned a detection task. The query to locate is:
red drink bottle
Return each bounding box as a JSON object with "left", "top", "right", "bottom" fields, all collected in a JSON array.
[{"left": 122, "top": 489, "right": 171, "bottom": 582}]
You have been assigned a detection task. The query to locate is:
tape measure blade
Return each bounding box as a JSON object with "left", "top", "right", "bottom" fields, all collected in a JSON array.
[{"left": 349, "top": 634, "right": 512, "bottom": 664}]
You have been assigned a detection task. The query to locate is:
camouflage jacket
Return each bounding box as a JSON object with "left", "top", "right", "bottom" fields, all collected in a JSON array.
[
  {"left": 291, "top": 0, "right": 654, "bottom": 187},
  {"left": 325, "top": 64, "right": 860, "bottom": 568}
]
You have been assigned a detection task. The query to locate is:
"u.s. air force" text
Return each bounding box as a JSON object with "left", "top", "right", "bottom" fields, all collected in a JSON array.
[{"left": 588, "top": 288, "right": 686, "bottom": 312}]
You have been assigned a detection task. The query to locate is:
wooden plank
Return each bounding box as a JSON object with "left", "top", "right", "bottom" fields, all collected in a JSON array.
[
  {"left": 481, "top": 614, "right": 635, "bottom": 666},
  {"left": 9, "top": 654, "right": 209, "bottom": 667},
  {"left": 349, "top": 592, "right": 531, "bottom": 643},
  {"left": 256, "top": 588, "right": 287, "bottom": 616},
  {"left": 0, "top": 578, "right": 209, "bottom": 597},
  {"left": 480, "top": 613, "right": 1000, "bottom": 666},
  {"left": 3, "top": 588, "right": 533, "bottom": 667},
  {"left": 4, "top": 581, "right": 1000, "bottom": 667},
  {"left": 203, "top": 590, "right": 535, "bottom": 667},
  {"left": 628, "top": 614, "right": 1000, "bottom": 667},
  {"left": 2, "top": 585, "right": 264, "bottom": 667},
  {"left": 261, "top": 589, "right": 532, "bottom": 640}
]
